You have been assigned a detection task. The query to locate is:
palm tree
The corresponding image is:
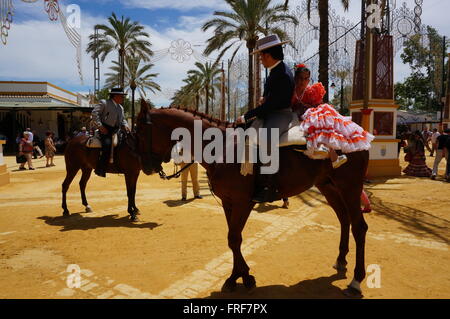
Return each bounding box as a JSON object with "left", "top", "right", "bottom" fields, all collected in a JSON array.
[
  {"left": 104, "top": 55, "right": 161, "bottom": 127},
  {"left": 183, "top": 74, "right": 204, "bottom": 111},
  {"left": 171, "top": 75, "right": 204, "bottom": 109},
  {"left": 202, "top": 0, "right": 298, "bottom": 111},
  {"left": 86, "top": 12, "right": 153, "bottom": 89},
  {"left": 171, "top": 87, "right": 197, "bottom": 108},
  {"left": 283, "top": 0, "right": 350, "bottom": 102},
  {"left": 187, "top": 62, "right": 222, "bottom": 114}
]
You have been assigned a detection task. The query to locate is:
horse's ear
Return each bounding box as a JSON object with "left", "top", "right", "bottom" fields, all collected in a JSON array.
[{"left": 140, "top": 99, "right": 149, "bottom": 113}]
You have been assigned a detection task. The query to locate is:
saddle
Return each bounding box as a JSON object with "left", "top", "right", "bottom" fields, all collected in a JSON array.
[
  {"left": 85, "top": 130, "right": 118, "bottom": 149},
  {"left": 239, "top": 112, "right": 329, "bottom": 176},
  {"left": 85, "top": 130, "right": 121, "bottom": 165},
  {"left": 246, "top": 114, "right": 307, "bottom": 149}
]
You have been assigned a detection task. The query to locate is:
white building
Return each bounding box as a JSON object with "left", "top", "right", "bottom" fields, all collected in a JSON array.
[
  {"left": 397, "top": 110, "right": 441, "bottom": 132},
  {"left": 0, "top": 81, "right": 92, "bottom": 153}
]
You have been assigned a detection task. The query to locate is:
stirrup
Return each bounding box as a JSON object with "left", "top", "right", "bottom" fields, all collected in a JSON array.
[
  {"left": 332, "top": 155, "right": 348, "bottom": 169},
  {"left": 315, "top": 144, "right": 329, "bottom": 156}
]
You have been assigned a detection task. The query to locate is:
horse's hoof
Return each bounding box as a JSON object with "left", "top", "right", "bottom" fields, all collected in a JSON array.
[
  {"left": 130, "top": 215, "right": 139, "bottom": 222},
  {"left": 221, "top": 278, "right": 237, "bottom": 293},
  {"left": 62, "top": 211, "right": 70, "bottom": 218},
  {"left": 333, "top": 261, "right": 347, "bottom": 272},
  {"left": 85, "top": 206, "right": 93, "bottom": 213},
  {"left": 343, "top": 279, "right": 363, "bottom": 298},
  {"left": 343, "top": 286, "right": 363, "bottom": 298},
  {"left": 134, "top": 209, "right": 141, "bottom": 215},
  {"left": 242, "top": 275, "right": 256, "bottom": 290}
]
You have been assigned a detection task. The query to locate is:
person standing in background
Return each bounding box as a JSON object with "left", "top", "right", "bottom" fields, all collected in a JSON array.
[
  {"left": 44, "top": 131, "right": 56, "bottom": 167},
  {"left": 32, "top": 130, "right": 44, "bottom": 159},
  {"left": 431, "top": 129, "right": 449, "bottom": 180},
  {"left": 18, "top": 131, "right": 34, "bottom": 170},
  {"left": 422, "top": 128, "right": 432, "bottom": 154},
  {"left": 430, "top": 128, "right": 440, "bottom": 157},
  {"left": 174, "top": 142, "right": 202, "bottom": 201},
  {"left": 403, "top": 131, "right": 432, "bottom": 177},
  {"left": 180, "top": 162, "right": 202, "bottom": 201}
]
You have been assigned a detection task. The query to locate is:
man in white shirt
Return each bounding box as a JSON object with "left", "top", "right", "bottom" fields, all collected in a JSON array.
[
  {"left": 430, "top": 128, "right": 440, "bottom": 157},
  {"left": 25, "top": 128, "right": 33, "bottom": 142}
]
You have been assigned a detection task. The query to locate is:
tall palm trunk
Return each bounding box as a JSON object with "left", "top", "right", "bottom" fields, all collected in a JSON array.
[
  {"left": 195, "top": 94, "right": 200, "bottom": 111},
  {"left": 119, "top": 48, "right": 125, "bottom": 88},
  {"left": 318, "top": 0, "right": 329, "bottom": 102},
  {"left": 255, "top": 53, "right": 261, "bottom": 108},
  {"left": 247, "top": 45, "right": 255, "bottom": 111},
  {"left": 220, "top": 66, "right": 226, "bottom": 121},
  {"left": 131, "top": 83, "right": 136, "bottom": 129},
  {"left": 205, "top": 84, "right": 210, "bottom": 114}
]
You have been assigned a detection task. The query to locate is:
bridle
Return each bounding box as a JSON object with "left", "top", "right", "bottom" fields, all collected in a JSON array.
[
  {"left": 137, "top": 111, "right": 164, "bottom": 174},
  {"left": 158, "top": 162, "right": 194, "bottom": 180},
  {"left": 138, "top": 110, "right": 193, "bottom": 179}
]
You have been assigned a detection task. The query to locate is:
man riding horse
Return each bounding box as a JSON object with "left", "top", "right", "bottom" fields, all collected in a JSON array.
[
  {"left": 91, "top": 88, "right": 131, "bottom": 177},
  {"left": 236, "top": 34, "right": 294, "bottom": 203}
]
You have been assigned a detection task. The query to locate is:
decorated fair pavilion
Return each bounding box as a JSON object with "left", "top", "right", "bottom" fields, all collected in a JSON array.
[{"left": 0, "top": 81, "right": 92, "bottom": 154}]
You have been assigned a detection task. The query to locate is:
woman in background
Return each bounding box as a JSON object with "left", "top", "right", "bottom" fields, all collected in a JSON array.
[
  {"left": 403, "top": 130, "right": 432, "bottom": 177},
  {"left": 18, "top": 131, "right": 34, "bottom": 170},
  {"left": 45, "top": 131, "right": 56, "bottom": 167}
]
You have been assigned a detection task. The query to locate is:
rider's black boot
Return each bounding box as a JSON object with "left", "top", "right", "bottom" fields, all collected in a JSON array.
[
  {"left": 252, "top": 173, "right": 280, "bottom": 203},
  {"left": 95, "top": 152, "right": 107, "bottom": 177}
]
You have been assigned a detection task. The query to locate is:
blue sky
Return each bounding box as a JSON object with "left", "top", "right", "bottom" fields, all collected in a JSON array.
[{"left": 1, "top": 0, "right": 449, "bottom": 107}]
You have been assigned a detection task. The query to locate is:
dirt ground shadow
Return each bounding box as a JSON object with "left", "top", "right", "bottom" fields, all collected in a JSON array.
[
  {"left": 38, "top": 213, "right": 161, "bottom": 232},
  {"left": 363, "top": 178, "right": 450, "bottom": 244},
  {"left": 206, "top": 272, "right": 357, "bottom": 299}
]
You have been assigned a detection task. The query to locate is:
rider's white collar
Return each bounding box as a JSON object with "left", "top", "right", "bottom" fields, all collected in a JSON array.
[{"left": 268, "top": 60, "right": 281, "bottom": 72}]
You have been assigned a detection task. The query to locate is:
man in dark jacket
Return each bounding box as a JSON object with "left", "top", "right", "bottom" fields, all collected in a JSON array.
[
  {"left": 444, "top": 128, "right": 450, "bottom": 181},
  {"left": 236, "top": 35, "right": 294, "bottom": 203}
]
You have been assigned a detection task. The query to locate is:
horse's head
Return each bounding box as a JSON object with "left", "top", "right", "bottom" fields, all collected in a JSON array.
[{"left": 135, "top": 99, "right": 175, "bottom": 175}]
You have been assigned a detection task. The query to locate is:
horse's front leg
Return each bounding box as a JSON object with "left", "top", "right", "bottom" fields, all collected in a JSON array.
[
  {"left": 125, "top": 172, "right": 139, "bottom": 222},
  {"left": 221, "top": 202, "right": 255, "bottom": 292}
]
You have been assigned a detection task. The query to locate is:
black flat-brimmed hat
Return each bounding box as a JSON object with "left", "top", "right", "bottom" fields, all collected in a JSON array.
[{"left": 109, "top": 88, "right": 127, "bottom": 96}]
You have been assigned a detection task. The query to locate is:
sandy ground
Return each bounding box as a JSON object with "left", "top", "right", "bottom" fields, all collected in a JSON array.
[{"left": 0, "top": 153, "right": 449, "bottom": 299}]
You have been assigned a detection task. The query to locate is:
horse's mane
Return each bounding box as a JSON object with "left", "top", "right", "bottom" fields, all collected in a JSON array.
[{"left": 159, "top": 105, "right": 234, "bottom": 130}]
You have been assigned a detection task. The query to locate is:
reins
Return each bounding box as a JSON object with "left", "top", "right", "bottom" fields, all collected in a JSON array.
[
  {"left": 158, "top": 161, "right": 222, "bottom": 207},
  {"left": 158, "top": 162, "right": 195, "bottom": 180}
]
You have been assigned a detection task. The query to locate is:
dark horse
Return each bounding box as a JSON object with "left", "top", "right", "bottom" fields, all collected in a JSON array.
[
  {"left": 61, "top": 112, "right": 163, "bottom": 221},
  {"left": 138, "top": 101, "right": 370, "bottom": 297}
]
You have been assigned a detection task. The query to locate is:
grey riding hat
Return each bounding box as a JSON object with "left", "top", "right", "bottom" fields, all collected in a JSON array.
[{"left": 251, "top": 34, "right": 290, "bottom": 54}]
